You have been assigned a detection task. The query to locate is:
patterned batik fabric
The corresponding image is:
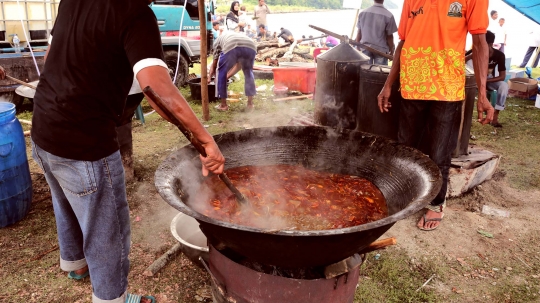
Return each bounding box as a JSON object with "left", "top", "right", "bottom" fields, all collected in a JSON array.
[
  {"left": 397, "top": 0, "right": 488, "bottom": 101},
  {"left": 400, "top": 47, "right": 465, "bottom": 101}
]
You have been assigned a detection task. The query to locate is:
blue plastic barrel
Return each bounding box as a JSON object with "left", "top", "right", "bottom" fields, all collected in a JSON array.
[{"left": 0, "top": 102, "right": 32, "bottom": 227}]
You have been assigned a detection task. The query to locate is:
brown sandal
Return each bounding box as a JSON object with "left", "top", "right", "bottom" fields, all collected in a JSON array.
[{"left": 417, "top": 213, "right": 444, "bottom": 231}]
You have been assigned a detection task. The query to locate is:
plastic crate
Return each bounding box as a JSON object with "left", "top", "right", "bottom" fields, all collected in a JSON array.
[{"left": 273, "top": 65, "right": 317, "bottom": 94}]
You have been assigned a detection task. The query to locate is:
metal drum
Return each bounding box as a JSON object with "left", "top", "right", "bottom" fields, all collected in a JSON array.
[
  {"left": 356, "top": 64, "right": 402, "bottom": 140},
  {"left": 454, "top": 70, "right": 477, "bottom": 156},
  {"left": 207, "top": 245, "right": 360, "bottom": 303},
  {"left": 314, "top": 43, "right": 369, "bottom": 129}
]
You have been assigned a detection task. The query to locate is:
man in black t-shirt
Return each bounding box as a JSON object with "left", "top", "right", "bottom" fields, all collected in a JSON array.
[
  {"left": 277, "top": 28, "right": 294, "bottom": 43},
  {"left": 466, "top": 31, "right": 508, "bottom": 127},
  {"left": 31, "top": 0, "right": 225, "bottom": 302}
]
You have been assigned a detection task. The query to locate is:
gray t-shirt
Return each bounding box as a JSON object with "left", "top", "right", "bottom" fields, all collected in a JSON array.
[
  {"left": 357, "top": 3, "right": 397, "bottom": 53},
  {"left": 213, "top": 31, "right": 257, "bottom": 57},
  {"left": 254, "top": 4, "right": 271, "bottom": 28}
]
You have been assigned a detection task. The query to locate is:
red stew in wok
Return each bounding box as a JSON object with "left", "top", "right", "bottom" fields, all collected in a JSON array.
[{"left": 197, "top": 165, "right": 388, "bottom": 231}]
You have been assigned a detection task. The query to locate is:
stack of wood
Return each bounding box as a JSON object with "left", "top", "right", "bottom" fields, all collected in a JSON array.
[{"left": 255, "top": 40, "right": 314, "bottom": 65}]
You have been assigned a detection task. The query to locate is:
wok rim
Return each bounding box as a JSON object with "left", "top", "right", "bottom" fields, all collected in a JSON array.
[{"left": 155, "top": 126, "right": 442, "bottom": 237}]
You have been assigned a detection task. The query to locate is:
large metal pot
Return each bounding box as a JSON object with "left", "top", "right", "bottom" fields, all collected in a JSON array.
[
  {"left": 155, "top": 126, "right": 442, "bottom": 268},
  {"left": 314, "top": 43, "right": 369, "bottom": 129},
  {"left": 356, "top": 64, "right": 402, "bottom": 140}
]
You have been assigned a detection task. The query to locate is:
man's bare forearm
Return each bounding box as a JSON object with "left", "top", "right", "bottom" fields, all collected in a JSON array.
[
  {"left": 472, "top": 34, "right": 489, "bottom": 97},
  {"left": 386, "top": 35, "right": 395, "bottom": 55},
  {"left": 355, "top": 30, "right": 362, "bottom": 44},
  {"left": 211, "top": 57, "right": 218, "bottom": 75},
  {"left": 137, "top": 66, "right": 214, "bottom": 144},
  {"left": 44, "top": 44, "right": 51, "bottom": 62},
  {"left": 383, "top": 40, "right": 404, "bottom": 87}
]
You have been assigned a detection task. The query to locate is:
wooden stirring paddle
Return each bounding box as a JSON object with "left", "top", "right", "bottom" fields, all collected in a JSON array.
[
  {"left": 6, "top": 74, "right": 37, "bottom": 90},
  {"left": 143, "top": 86, "right": 247, "bottom": 204}
]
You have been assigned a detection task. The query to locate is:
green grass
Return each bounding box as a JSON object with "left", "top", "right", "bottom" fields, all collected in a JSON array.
[
  {"left": 490, "top": 282, "right": 540, "bottom": 303},
  {"left": 469, "top": 96, "right": 540, "bottom": 190},
  {"left": 354, "top": 249, "right": 440, "bottom": 302}
]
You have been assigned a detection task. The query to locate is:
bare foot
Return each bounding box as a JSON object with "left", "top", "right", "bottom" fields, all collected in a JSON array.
[
  {"left": 74, "top": 265, "right": 88, "bottom": 276},
  {"left": 417, "top": 209, "right": 444, "bottom": 231},
  {"left": 246, "top": 103, "right": 255, "bottom": 112},
  {"left": 214, "top": 104, "right": 228, "bottom": 112}
]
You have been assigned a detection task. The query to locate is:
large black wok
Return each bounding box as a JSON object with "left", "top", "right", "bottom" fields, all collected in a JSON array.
[{"left": 155, "top": 126, "right": 442, "bottom": 268}]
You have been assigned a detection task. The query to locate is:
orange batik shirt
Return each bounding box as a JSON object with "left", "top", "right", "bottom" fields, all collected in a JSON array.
[{"left": 398, "top": 0, "right": 488, "bottom": 101}]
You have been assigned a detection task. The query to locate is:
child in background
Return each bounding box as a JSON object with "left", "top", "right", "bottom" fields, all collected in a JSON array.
[
  {"left": 239, "top": 6, "right": 248, "bottom": 32},
  {"left": 212, "top": 21, "right": 220, "bottom": 40}
]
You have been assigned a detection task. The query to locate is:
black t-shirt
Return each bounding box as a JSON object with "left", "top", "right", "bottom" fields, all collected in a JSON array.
[
  {"left": 32, "top": 0, "right": 164, "bottom": 161},
  {"left": 465, "top": 48, "right": 506, "bottom": 77},
  {"left": 278, "top": 28, "right": 294, "bottom": 41},
  {"left": 487, "top": 48, "right": 506, "bottom": 77}
]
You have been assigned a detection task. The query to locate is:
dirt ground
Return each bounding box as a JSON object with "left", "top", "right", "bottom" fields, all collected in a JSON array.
[
  {"left": 385, "top": 178, "right": 540, "bottom": 302},
  {"left": 1, "top": 91, "right": 540, "bottom": 302}
]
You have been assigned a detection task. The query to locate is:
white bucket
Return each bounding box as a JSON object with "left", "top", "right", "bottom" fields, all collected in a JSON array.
[{"left": 170, "top": 212, "right": 208, "bottom": 267}]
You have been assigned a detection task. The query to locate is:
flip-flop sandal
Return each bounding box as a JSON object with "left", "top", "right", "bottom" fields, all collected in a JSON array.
[
  {"left": 67, "top": 270, "right": 89, "bottom": 280},
  {"left": 125, "top": 293, "right": 156, "bottom": 303},
  {"left": 214, "top": 104, "right": 228, "bottom": 112},
  {"left": 418, "top": 213, "right": 444, "bottom": 231}
]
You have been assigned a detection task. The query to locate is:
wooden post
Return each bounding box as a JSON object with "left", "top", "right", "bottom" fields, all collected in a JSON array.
[{"left": 198, "top": 0, "right": 210, "bottom": 121}]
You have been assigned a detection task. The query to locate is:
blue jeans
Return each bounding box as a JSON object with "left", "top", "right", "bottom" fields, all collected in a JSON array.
[
  {"left": 519, "top": 46, "right": 540, "bottom": 68},
  {"left": 398, "top": 100, "right": 462, "bottom": 206},
  {"left": 486, "top": 80, "right": 508, "bottom": 111},
  {"left": 361, "top": 49, "right": 388, "bottom": 66},
  {"left": 217, "top": 47, "right": 256, "bottom": 99},
  {"left": 31, "top": 141, "right": 130, "bottom": 303}
]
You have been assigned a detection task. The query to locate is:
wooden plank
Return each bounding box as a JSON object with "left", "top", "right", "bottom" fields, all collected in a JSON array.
[
  {"left": 143, "top": 243, "right": 182, "bottom": 277},
  {"left": 273, "top": 94, "right": 313, "bottom": 102},
  {"left": 253, "top": 65, "right": 274, "bottom": 71}
]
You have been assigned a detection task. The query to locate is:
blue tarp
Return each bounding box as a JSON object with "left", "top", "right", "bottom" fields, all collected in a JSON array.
[{"left": 502, "top": 0, "right": 540, "bottom": 25}]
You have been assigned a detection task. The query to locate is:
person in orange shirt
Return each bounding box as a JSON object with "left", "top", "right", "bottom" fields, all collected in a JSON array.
[{"left": 378, "top": 0, "right": 494, "bottom": 231}]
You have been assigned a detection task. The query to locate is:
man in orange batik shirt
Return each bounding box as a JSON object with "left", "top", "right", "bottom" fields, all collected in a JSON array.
[{"left": 378, "top": 0, "right": 494, "bottom": 231}]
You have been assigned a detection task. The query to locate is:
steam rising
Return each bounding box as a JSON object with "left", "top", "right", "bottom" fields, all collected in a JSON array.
[{"left": 188, "top": 168, "right": 292, "bottom": 230}]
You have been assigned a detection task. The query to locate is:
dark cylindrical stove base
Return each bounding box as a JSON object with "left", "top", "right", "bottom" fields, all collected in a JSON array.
[{"left": 206, "top": 246, "right": 360, "bottom": 303}]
